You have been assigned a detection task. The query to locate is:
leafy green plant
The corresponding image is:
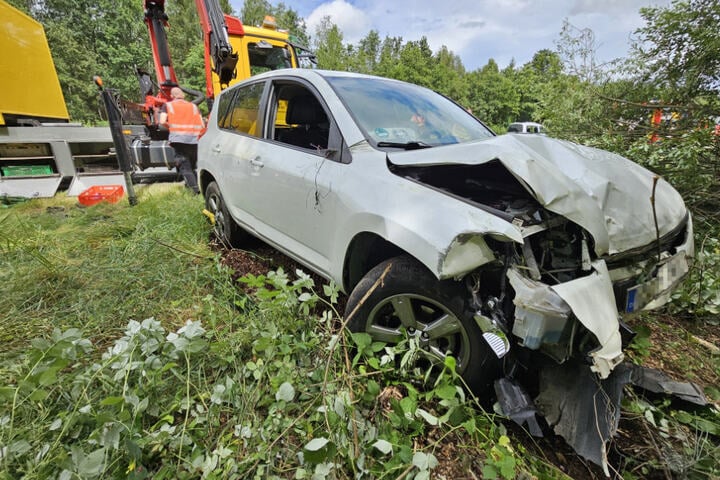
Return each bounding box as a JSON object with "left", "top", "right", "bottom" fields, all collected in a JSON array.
[
  {"left": 7, "top": 185, "right": 716, "bottom": 479},
  {"left": 622, "top": 393, "right": 720, "bottom": 479},
  {"left": 673, "top": 235, "right": 720, "bottom": 316},
  {"left": 0, "top": 262, "right": 529, "bottom": 479},
  {"left": 627, "top": 324, "right": 653, "bottom": 360}
]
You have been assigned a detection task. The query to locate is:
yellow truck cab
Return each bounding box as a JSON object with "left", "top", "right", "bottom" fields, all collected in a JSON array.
[{"left": 213, "top": 15, "right": 314, "bottom": 96}]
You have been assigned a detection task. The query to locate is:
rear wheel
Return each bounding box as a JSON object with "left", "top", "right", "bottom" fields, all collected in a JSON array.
[
  {"left": 345, "top": 255, "right": 501, "bottom": 395},
  {"left": 204, "top": 181, "right": 246, "bottom": 248}
]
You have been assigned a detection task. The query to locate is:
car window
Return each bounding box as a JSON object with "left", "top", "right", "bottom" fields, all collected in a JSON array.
[
  {"left": 294, "top": 45, "right": 317, "bottom": 69},
  {"left": 270, "top": 84, "right": 330, "bottom": 152},
  {"left": 325, "top": 75, "right": 494, "bottom": 147},
  {"left": 218, "top": 82, "right": 264, "bottom": 137},
  {"left": 248, "top": 42, "right": 292, "bottom": 75},
  {"left": 216, "top": 89, "right": 235, "bottom": 127}
]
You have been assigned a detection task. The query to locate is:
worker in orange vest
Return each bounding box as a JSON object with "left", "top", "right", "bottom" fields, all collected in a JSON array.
[{"left": 159, "top": 87, "right": 204, "bottom": 194}]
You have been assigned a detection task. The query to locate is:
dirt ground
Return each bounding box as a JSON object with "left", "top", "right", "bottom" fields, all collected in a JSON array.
[{"left": 217, "top": 238, "right": 720, "bottom": 479}]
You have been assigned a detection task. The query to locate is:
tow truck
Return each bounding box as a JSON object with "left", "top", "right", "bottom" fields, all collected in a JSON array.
[
  {"left": 0, "top": 0, "right": 314, "bottom": 199},
  {"left": 124, "top": 0, "right": 314, "bottom": 173}
]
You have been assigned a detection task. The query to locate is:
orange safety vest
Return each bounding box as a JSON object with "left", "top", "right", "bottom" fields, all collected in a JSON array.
[{"left": 166, "top": 99, "right": 204, "bottom": 144}]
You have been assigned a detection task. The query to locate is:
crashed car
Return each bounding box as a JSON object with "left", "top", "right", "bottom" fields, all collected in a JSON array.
[{"left": 197, "top": 70, "right": 694, "bottom": 471}]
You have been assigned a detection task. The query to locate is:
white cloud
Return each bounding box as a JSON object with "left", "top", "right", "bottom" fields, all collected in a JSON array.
[
  {"left": 351, "top": 0, "right": 566, "bottom": 68},
  {"left": 569, "top": 0, "right": 670, "bottom": 15},
  {"left": 306, "top": 0, "right": 372, "bottom": 44},
  {"left": 232, "top": 0, "right": 672, "bottom": 70}
]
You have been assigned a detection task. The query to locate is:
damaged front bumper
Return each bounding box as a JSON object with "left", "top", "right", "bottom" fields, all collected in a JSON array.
[
  {"left": 499, "top": 213, "right": 694, "bottom": 376},
  {"left": 482, "top": 216, "right": 695, "bottom": 474},
  {"left": 616, "top": 217, "right": 694, "bottom": 313},
  {"left": 507, "top": 260, "right": 624, "bottom": 379}
]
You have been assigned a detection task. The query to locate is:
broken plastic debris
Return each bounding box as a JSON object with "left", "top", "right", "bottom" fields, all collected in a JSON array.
[
  {"left": 628, "top": 364, "right": 707, "bottom": 406},
  {"left": 494, "top": 377, "right": 543, "bottom": 437},
  {"left": 535, "top": 362, "right": 630, "bottom": 477}
]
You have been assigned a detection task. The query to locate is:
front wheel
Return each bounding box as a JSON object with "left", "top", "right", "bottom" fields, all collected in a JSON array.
[
  {"left": 204, "top": 181, "right": 247, "bottom": 248},
  {"left": 344, "top": 255, "right": 500, "bottom": 395}
]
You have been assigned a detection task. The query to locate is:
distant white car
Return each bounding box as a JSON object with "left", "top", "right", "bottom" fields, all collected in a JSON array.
[
  {"left": 197, "top": 69, "right": 693, "bottom": 467},
  {"left": 508, "top": 121, "right": 545, "bottom": 134}
]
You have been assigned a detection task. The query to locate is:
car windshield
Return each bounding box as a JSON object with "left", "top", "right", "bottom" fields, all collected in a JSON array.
[{"left": 326, "top": 75, "right": 494, "bottom": 148}]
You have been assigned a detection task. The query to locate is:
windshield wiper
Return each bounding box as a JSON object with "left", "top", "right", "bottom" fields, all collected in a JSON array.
[{"left": 376, "top": 141, "right": 433, "bottom": 150}]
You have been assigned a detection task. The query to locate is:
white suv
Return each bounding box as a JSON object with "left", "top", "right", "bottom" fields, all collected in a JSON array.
[{"left": 198, "top": 69, "right": 693, "bottom": 469}]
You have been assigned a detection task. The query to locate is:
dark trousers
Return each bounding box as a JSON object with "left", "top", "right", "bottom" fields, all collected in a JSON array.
[{"left": 172, "top": 143, "right": 199, "bottom": 194}]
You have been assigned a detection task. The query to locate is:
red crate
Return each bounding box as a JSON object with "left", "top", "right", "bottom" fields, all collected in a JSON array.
[{"left": 78, "top": 185, "right": 125, "bottom": 206}]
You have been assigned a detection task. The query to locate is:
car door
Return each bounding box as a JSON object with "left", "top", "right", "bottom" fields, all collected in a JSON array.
[
  {"left": 241, "top": 80, "right": 349, "bottom": 277},
  {"left": 207, "top": 80, "right": 268, "bottom": 229}
]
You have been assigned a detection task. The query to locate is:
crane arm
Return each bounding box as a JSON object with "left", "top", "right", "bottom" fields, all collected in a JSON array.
[
  {"left": 138, "top": 0, "right": 205, "bottom": 130},
  {"left": 143, "top": 0, "right": 178, "bottom": 102},
  {"left": 195, "top": 0, "right": 239, "bottom": 100}
]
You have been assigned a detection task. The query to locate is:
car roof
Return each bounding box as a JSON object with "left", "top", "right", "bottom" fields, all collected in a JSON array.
[{"left": 230, "top": 68, "right": 417, "bottom": 88}]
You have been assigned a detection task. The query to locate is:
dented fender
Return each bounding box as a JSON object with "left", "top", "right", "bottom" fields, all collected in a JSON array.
[
  {"left": 438, "top": 233, "right": 499, "bottom": 278},
  {"left": 335, "top": 184, "right": 524, "bottom": 285}
]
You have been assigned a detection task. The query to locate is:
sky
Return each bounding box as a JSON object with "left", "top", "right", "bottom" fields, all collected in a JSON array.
[{"left": 229, "top": 0, "right": 672, "bottom": 71}]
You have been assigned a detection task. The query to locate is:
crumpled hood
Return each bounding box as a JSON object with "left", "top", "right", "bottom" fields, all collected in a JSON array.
[{"left": 387, "top": 134, "right": 688, "bottom": 255}]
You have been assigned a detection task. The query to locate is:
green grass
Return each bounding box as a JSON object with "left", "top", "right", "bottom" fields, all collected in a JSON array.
[
  {"left": 0, "top": 184, "right": 717, "bottom": 479},
  {"left": 0, "top": 185, "right": 241, "bottom": 360},
  {"left": 0, "top": 185, "right": 525, "bottom": 479}
]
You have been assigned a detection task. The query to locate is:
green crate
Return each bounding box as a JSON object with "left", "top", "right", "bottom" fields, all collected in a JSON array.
[{"left": 1, "top": 165, "right": 54, "bottom": 177}]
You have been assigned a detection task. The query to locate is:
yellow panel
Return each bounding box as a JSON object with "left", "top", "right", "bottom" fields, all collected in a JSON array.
[
  {"left": 242, "top": 25, "right": 295, "bottom": 43},
  {"left": 229, "top": 108, "right": 257, "bottom": 134},
  {"left": 0, "top": 1, "right": 69, "bottom": 122},
  {"left": 276, "top": 99, "right": 289, "bottom": 126}
]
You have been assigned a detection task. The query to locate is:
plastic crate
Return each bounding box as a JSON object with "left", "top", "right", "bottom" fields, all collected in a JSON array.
[
  {"left": 1, "top": 165, "right": 54, "bottom": 177},
  {"left": 78, "top": 185, "right": 125, "bottom": 206}
]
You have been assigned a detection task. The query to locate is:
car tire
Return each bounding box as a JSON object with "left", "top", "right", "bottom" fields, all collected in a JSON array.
[
  {"left": 345, "top": 255, "right": 500, "bottom": 395},
  {"left": 204, "top": 181, "right": 246, "bottom": 248}
]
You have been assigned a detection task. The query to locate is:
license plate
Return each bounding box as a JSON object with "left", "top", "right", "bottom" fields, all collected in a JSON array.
[{"left": 625, "top": 253, "right": 689, "bottom": 313}]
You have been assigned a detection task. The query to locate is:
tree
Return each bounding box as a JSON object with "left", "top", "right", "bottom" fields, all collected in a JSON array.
[
  {"left": 525, "top": 49, "right": 563, "bottom": 78},
  {"left": 393, "top": 37, "right": 435, "bottom": 87},
  {"left": 20, "top": 0, "right": 234, "bottom": 122},
  {"left": 632, "top": 0, "right": 720, "bottom": 98},
  {"left": 555, "top": 19, "right": 605, "bottom": 84},
  {"left": 272, "top": 2, "right": 309, "bottom": 45},
  {"left": 374, "top": 36, "right": 403, "bottom": 78},
  {"left": 431, "top": 46, "right": 468, "bottom": 106},
  {"left": 28, "top": 0, "right": 150, "bottom": 123},
  {"left": 240, "top": 0, "right": 308, "bottom": 44},
  {"left": 514, "top": 50, "right": 563, "bottom": 122},
  {"left": 466, "top": 59, "right": 520, "bottom": 130},
  {"left": 352, "top": 30, "right": 381, "bottom": 74},
  {"left": 313, "top": 17, "right": 348, "bottom": 70},
  {"left": 219, "top": 0, "right": 233, "bottom": 15},
  {"left": 5, "top": 0, "right": 30, "bottom": 13},
  {"left": 240, "top": 0, "right": 272, "bottom": 26},
  {"left": 625, "top": 0, "right": 720, "bottom": 244}
]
